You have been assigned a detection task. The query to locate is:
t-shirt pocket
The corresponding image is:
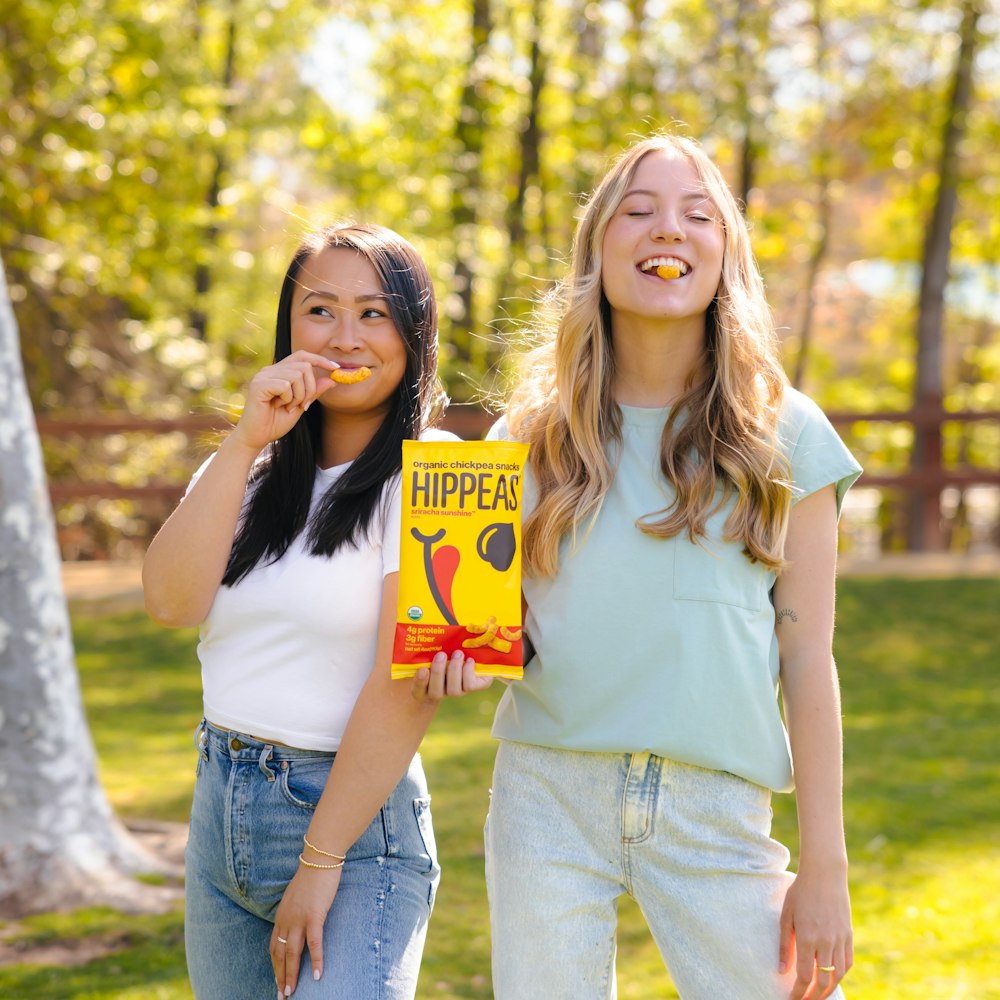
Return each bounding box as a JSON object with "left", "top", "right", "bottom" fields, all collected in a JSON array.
[{"left": 671, "top": 510, "right": 765, "bottom": 612}]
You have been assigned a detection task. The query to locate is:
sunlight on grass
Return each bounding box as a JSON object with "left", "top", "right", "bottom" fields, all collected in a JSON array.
[
  {"left": 0, "top": 578, "right": 993, "bottom": 998},
  {"left": 73, "top": 612, "right": 202, "bottom": 823},
  {"left": 850, "top": 847, "right": 1000, "bottom": 998},
  {"left": 0, "top": 907, "right": 190, "bottom": 1000}
]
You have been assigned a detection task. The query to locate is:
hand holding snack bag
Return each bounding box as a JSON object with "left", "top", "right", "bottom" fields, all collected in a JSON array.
[{"left": 392, "top": 439, "right": 529, "bottom": 679}]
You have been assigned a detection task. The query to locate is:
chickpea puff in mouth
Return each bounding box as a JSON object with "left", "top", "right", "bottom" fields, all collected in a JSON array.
[
  {"left": 330, "top": 366, "right": 373, "bottom": 384},
  {"left": 638, "top": 256, "right": 689, "bottom": 281}
]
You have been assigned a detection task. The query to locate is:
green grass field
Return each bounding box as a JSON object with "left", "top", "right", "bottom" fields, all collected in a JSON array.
[{"left": 1, "top": 577, "right": 997, "bottom": 998}]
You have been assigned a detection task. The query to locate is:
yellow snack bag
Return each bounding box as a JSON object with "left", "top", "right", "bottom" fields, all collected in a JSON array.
[{"left": 392, "top": 438, "right": 530, "bottom": 680}]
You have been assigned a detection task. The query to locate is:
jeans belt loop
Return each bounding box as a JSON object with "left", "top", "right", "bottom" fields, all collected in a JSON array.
[{"left": 258, "top": 745, "right": 275, "bottom": 781}]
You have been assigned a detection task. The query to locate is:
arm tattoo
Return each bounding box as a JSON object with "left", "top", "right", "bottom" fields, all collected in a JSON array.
[{"left": 776, "top": 608, "right": 799, "bottom": 625}]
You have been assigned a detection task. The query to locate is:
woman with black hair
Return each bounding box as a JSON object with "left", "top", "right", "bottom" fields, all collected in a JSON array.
[{"left": 143, "top": 223, "right": 467, "bottom": 999}]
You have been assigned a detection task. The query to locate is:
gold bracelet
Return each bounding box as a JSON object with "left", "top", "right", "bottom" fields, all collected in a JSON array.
[
  {"left": 298, "top": 853, "right": 345, "bottom": 870},
  {"left": 302, "top": 835, "right": 347, "bottom": 861}
]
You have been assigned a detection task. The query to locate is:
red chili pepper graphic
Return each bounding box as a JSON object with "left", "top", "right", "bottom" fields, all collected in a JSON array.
[{"left": 432, "top": 545, "right": 461, "bottom": 624}]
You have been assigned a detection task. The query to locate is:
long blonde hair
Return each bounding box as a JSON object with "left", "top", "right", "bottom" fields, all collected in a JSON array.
[{"left": 509, "top": 133, "right": 792, "bottom": 577}]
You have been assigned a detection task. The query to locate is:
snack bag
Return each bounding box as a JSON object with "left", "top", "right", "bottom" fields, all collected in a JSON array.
[{"left": 392, "top": 438, "right": 530, "bottom": 679}]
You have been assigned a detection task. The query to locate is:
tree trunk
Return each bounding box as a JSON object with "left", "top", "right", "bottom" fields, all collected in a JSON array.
[
  {"left": 0, "top": 255, "right": 174, "bottom": 917},
  {"left": 791, "top": 181, "right": 830, "bottom": 390},
  {"left": 908, "top": 0, "right": 981, "bottom": 550},
  {"left": 449, "top": 0, "right": 493, "bottom": 386},
  {"left": 717, "top": 0, "right": 769, "bottom": 211},
  {"left": 623, "top": 0, "right": 650, "bottom": 114},
  {"left": 792, "top": 0, "right": 832, "bottom": 390},
  {"left": 734, "top": 0, "right": 753, "bottom": 209},
  {"left": 190, "top": 0, "right": 238, "bottom": 340},
  {"left": 500, "top": 0, "right": 547, "bottom": 312}
]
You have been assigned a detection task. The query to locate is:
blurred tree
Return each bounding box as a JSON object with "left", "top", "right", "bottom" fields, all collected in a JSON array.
[
  {"left": 1, "top": 0, "right": 333, "bottom": 407},
  {"left": 498, "top": 0, "right": 548, "bottom": 314},
  {"left": 791, "top": 0, "right": 833, "bottom": 389},
  {"left": 189, "top": 0, "right": 240, "bottom": 341},
  {"left": 450, "top": 0, "right": 495, "bottom": 379},
  {"left": 909, "top": 0, "right": 984, "bottom": 550},
  {"left": 0, "top": 253, "right": 171, "bottom": 916},
  {"left": 1, "top": 0, "right": 334, "bottom": 552}
]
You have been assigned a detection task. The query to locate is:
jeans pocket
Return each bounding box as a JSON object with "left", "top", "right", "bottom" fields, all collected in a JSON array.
[
  {"left": 410, "top": 796, "right": 438, "bottom": 877},
  {"left": 193, "top": 719, "right": 208, "bottom": 775},
  {"left": 277, "top": 757, "right": 333, "bottom": 811}
]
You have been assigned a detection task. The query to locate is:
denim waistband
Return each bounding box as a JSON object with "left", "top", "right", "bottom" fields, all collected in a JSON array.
[{"left": 199, "top": 719, "right": 337, "bottom": 762}]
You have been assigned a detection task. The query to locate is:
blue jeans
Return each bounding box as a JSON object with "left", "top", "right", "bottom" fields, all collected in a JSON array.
[
  {"left": 185, "top": 721, "right": 440, "bottom": 1000},
  {"left": 485, "top": 740, "right": 845, "bottom": 1000}
]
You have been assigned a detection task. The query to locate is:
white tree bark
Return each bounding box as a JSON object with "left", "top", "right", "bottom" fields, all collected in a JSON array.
[{"left": 0, "top": 255, "right": 172, "bottom": 916}]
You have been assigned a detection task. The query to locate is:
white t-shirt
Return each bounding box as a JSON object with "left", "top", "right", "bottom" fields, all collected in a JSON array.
[{"left": 188, "top": 430, "right": 458, "bottom": 751}]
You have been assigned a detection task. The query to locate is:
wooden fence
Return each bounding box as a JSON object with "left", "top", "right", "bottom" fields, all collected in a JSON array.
[
  {"left": 36, "top": 405, "right": 497, "bottom": 503},
  {"left": 37, "top": 406, "right": 1000, "bottom": 550}
]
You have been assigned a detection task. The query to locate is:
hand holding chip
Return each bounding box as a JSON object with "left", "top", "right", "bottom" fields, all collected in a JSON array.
[{"left": 231, "top": 350, "right": 340, "bottom": 453}]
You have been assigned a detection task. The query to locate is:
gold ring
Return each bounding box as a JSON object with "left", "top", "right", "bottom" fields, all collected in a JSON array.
[
  {"left": 818, "top": 965, "right": 835, "bottom": 973},
  {"left": 277, "top": 936, "right": 288, "bottom": 945}
]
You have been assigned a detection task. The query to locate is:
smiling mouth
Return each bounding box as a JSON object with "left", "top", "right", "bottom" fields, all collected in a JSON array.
[{"left": 639, "top": 256, "right": 690, "bottom": 279}]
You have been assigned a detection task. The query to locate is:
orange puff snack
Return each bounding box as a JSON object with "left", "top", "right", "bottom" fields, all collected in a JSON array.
[
  {"left": 330, "top": 366, "right": 372, "bottom": 384},
  {"left": 656, "top": 264, "right": 681, "bottom": 279}
]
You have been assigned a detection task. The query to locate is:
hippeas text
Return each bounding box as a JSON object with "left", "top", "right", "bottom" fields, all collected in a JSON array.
[{"left": 410, "top": 464, "right": 521, "bottom": 511}]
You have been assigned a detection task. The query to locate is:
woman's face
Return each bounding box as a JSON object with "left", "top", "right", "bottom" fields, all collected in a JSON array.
[
  {"left": 600, "top": 149, "right": 726, "bottom": 329},
  {"left": 289, "top": 247, "right": 408, "bottom": 418}
]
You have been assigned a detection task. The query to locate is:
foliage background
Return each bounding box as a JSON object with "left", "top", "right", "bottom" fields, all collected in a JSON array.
[{"left": 3, "top": 0, "right": 999, "bottom": 556}]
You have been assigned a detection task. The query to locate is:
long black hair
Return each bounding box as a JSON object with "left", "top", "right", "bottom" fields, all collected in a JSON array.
[{"left": 222, "top": 223, "right": 444, "bottom": 587}]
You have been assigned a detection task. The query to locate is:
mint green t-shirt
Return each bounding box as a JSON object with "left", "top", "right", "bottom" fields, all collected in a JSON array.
[{"left": 488, "top": 387, "right": 862, "bottom": 793}]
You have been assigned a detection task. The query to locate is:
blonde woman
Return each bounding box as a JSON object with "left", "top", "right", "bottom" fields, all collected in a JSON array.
[{"left": 420, "top": 134, "right": 861, "bottom": 1000}]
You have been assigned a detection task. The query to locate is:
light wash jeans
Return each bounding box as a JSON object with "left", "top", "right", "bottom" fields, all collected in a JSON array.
[
  {"left": 184, "top": 721, "right": 439, "bottom": 1000},
  {"left": 485, "top": 740, "right": 845, "bottom": 1000}
]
